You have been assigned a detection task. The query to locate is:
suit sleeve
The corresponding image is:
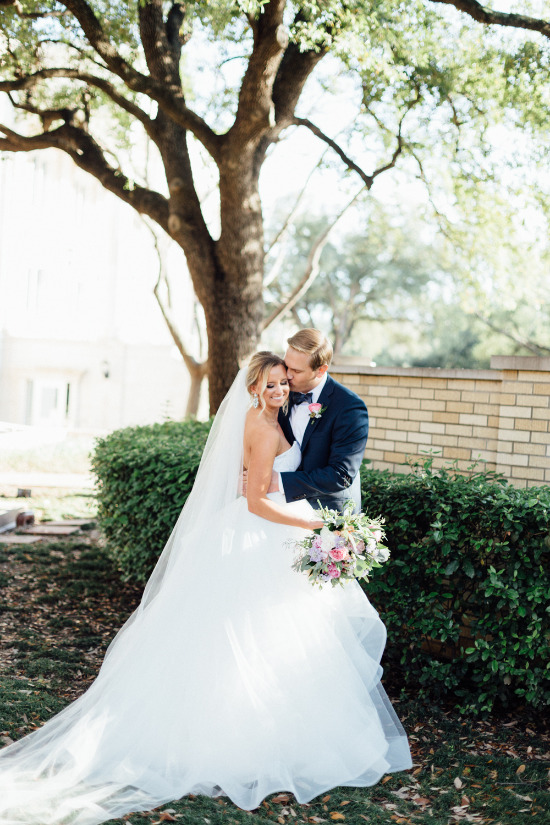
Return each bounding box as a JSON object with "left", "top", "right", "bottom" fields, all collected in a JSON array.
[{"left": 280, "top": 395, "right": 369, "bottom": 502}]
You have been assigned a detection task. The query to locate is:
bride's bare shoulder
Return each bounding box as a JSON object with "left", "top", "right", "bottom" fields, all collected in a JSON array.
[{"left": 244, "top": 409, "right": 278, "bottom": 449}]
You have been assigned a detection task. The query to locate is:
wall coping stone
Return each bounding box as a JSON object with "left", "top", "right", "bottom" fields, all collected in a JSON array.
[
  {"left": 490, "top": 355, "right": 550, "bottom": 371},
  {"left": 330, "top": 362, "right": 500, "bottom": 381}
]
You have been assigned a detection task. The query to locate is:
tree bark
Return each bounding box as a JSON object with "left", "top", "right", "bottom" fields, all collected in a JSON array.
[{"left": 185, "top": 363, "right": 207, "bottom": 418}]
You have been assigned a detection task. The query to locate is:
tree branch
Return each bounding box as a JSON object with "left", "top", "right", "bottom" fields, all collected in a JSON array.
[
  {"left": 292, "top": 117, "right": 375, "bottom": 186},
  {"left": 264, "top": 146, "right": 331, "bottom": 289},
  {"left": 146, "top": 219, "right": 208, "bottom": 418},
  {"left": 37, "top": 38, "right": 109, "bottom": 71},
  {"left": 293, "top": 116, "right": 407, "bottom": 189},
  {"left": 58, "top": 0, "right": 220, "bottom": 158},
  {"left": 266, "top": 41, "right": 326, "bottom": 143},
  {"left": 0, "top": 122, "right": 170, "bottom": 230},
  {"left": 262, "top": 186, "right": 366, "bottom": 330},
  {"left": 138, "top": 0, "right": 183, "bottom": 87},
  {"left": 428, "top": 0, "right": 550, "bottom": 40},
  {"left": 474, "top": 312, "right": 550, "bottom": 355},
  {"left": 60, "top": 0, "right": 141, "bottom": 83},
  {"left": 228, "top": 0, "right": 288, "bottom": 147},
  {"left": 1, "top": 68, "right": 158, "bottom": 139},
  {"left": 1, "top": 0, "right": 69, "bottom": 18}
]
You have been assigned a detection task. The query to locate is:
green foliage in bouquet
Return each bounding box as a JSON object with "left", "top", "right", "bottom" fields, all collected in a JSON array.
[
  {"left": 360, "top": 457, "right": 550, "bottom": 714},
  {"left": 92, "top": 420, "right": 212, "bottom": 583}
]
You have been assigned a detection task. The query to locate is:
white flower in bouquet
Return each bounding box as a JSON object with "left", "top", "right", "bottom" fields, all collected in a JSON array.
[
  {"left": 373, "top": 545, "right": 390, "bottom": 563},
  {"left": 320, "top": 526, "right": 336, "bottom": 553}
]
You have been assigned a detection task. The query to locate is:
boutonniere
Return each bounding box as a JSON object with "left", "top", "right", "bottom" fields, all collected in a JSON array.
[{"left": 308, "top": 403, "right": 326, "bottom": 421}]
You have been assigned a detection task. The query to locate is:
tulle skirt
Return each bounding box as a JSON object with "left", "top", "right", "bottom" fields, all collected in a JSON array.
[{"left": 0, "top": 498, "right": 412, "bottom": 824}]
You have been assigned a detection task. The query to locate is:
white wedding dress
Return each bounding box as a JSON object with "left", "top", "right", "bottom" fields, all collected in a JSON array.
[{"left": 0, "top": 374, "right": 412, "bottom": 824}]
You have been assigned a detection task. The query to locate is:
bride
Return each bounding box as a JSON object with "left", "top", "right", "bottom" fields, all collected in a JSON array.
[{"left": 0, "top": 351, "right": 412, "bottom": 824}]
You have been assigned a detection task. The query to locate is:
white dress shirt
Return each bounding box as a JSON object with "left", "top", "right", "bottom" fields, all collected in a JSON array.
[{"left": 279, "top": 372, "right": 328, "bottom": 499}]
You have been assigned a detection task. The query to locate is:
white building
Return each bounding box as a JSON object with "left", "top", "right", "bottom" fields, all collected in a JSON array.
[{"left": 0, "top": 148, "right": 202, "bottom": 437}]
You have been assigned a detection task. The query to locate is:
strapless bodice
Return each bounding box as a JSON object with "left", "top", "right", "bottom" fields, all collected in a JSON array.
[{"left": 272, "top": 440, "right": 301, "bottom": 473}]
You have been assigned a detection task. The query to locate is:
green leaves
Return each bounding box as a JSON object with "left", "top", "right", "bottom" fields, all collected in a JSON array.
[
  {"left": 445, "top": 559, "right": 459, "bottom": 575},
  {"left": 359, "top": 458, "right": 550, "bottom": 714},
  {"left": 91, "top": 419, "right": 212, "bottom": 584}
]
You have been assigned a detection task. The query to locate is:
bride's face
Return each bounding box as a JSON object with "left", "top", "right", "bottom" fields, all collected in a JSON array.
[{"left": 260, "top": 364, "right": 289, "bottom": 410}]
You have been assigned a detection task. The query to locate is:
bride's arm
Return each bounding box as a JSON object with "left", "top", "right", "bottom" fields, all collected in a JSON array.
[{"left": 246, "top": 429, "right": 323, "bottom": 530}]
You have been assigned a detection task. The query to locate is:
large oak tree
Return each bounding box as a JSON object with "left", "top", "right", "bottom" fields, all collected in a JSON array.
[{"left": 1, "top": 1, "right": 549, "bottom": 410}]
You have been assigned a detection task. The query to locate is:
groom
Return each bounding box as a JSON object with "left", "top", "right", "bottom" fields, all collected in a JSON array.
[{"left": 270, "top": 328, "right": 369, "bottom": 512}]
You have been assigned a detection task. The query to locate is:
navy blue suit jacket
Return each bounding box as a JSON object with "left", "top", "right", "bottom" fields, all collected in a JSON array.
[{"left": 278, "top": 375, "right": 369, "bottom": 512}]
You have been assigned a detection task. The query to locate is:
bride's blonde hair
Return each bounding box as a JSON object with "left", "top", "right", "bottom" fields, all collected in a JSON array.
[{"left": 246, "top": 351, "right": 288, "bottom": 413}]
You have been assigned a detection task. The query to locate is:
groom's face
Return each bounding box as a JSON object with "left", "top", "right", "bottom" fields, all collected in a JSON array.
[{"left": 284, "top": 347, "right": 327, "bottom": 393}]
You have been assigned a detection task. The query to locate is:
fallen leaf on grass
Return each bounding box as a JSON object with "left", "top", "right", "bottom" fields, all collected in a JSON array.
[
  {"left": 412, "top": 797, "right": 431, "bottom": 807},
  {"left": 321, "top": 795, "right": 331, "bottom": 803},
  {"left": 272, "top": 794, "right": 291, "bottom": 804},
  {"left": 393, "top": 786, "right": 417, "bottom": 800},
  {"left": 516, "top": 764, "right": 526, "bottom": 775},
  {"left": 454, "top": 777, "right": 464, "bottom": 789},
  {"left": 329, "top": 813, "right": 345, "bottom": 820},
  {"left": 155, "top": 814, "right": 177, "bottom": 822},
  {"left": 460, "top": 796, "right": 470, "bottom": 806}
]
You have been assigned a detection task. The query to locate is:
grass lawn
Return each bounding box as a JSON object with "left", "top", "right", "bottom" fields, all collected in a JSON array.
[
  {"left": 0, "top": 536, "right": 548, "bottom": 825},
  {"left": 0, "top": 490, "right": 97, "bottom": 523}
]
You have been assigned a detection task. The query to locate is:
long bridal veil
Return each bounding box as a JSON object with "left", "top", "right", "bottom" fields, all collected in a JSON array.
[{"left": 0, "top": 369, "right": 251, "bottom": 824}]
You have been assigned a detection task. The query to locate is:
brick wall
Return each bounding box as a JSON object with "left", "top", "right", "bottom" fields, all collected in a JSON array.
[{"left": 330, "top": 355, "right": 550, "bottom": 488}]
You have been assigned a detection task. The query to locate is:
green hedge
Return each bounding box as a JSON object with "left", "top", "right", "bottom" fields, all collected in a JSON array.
[
  {"left": 93, "top": 422, "right": 550, "bottom": 713},
  {"left": 92, "top": 420, "right": 212, "bottom": 583},
  {"left": 359, "top": 458, "right": 550, "bottom": 714}
]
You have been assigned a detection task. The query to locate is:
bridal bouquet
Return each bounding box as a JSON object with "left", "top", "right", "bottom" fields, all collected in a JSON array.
[{"left": 291, "top": 500, "right": 390, "bottom": 588}]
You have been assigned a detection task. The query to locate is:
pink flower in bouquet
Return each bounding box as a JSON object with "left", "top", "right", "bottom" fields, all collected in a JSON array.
[
  {"left": 329, "top": 546, "right": 346, "bottom": 561},
  {"left": 356, "top": 539, "right": 365, "bottom": 552},
  {"left": 369, "top": 526, "right": 383, "bottom": 541},
  {"left": 327, "top": 563, "right": 341, "bottom": 579}
]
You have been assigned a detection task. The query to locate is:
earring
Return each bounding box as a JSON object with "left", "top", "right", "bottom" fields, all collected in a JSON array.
[{"left": 252, "top": 393, "right": 259, "bottom": 409}]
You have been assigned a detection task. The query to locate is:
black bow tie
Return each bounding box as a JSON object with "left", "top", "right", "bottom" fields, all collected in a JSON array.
[{"left": 292, "top": 391, "right": 313, "bottom": 406}]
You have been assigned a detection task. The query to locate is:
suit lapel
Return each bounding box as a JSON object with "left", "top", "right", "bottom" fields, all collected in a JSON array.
[
  {"left": 300, "top": 375, "right": 335, "bottom": 455},
  {"left": 278, "top": 401, "right": 295, "bottom": 444}
]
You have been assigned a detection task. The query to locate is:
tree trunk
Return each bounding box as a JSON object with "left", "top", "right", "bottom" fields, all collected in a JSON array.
[
  {"left": 200, "top": 153, "right": 266, "bottom": 411},
  {"left": 203, "top": 276, "right": 264, "bottom": 411},
  {"left": 185, "top": 361, "right": 208, "bottom": 418}
]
